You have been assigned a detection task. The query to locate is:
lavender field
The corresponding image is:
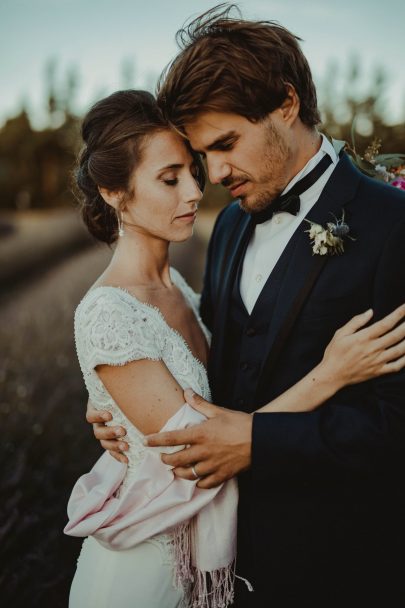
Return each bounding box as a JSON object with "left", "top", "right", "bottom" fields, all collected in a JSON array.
[{"left": 0, "top": 245, "right": 111, "bottom": 606}]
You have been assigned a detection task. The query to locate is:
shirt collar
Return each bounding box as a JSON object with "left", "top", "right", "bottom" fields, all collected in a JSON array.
[{"left": 281, "top": 133, "right": 338, "bottom": 196}]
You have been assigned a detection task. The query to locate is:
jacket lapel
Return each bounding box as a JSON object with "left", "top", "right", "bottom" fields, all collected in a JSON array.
[
  {"left": 209, "top": 211, "right": 254, "bottom": 399},
  {"left": 257, "top": 153, "right": 362, "bottom": 393}
]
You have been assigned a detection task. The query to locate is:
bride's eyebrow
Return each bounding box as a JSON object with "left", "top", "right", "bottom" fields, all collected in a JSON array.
[{"left": 156, "top": 163, "right": 184, "bottom": 175}]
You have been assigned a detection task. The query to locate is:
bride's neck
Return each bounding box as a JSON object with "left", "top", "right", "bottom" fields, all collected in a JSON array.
[{"left": 103, "top": 230, "right": 172, "bottom": 289}]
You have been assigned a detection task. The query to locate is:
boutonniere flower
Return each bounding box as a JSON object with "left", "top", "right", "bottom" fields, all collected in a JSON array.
[{"left": 305, "top": 210, "right": 355, "bottom": 256}]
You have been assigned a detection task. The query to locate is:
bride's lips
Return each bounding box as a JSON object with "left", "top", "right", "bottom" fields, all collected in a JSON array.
[
  {"left": 175, "top": 211, "right": 197, "bottom": 223},
  {"left": 229, "top": 180, "right": 249, "bottom": 197}
]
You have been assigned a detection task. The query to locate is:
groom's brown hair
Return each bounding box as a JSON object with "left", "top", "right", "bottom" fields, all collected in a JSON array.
[{"left": 157, "top": 3, "right": 320, "bottom": 130}]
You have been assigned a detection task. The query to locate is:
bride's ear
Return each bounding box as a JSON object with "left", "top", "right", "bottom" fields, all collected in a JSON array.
[{"left": 98, "top": 186, "right": 124, "bottom": 211}]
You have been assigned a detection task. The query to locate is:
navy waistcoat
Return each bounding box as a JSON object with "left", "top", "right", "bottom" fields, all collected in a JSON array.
[{"left": 223, "top": 242, "right": 293, "bottom": 412}]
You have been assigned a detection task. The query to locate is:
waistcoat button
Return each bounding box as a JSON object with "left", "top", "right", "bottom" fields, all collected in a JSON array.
[{"left": 246, "top": 327, "right": 256, "bottom": 336}]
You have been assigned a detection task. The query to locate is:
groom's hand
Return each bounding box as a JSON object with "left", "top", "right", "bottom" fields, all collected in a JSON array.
[{"left": 144, "top": 389, "right": 253, "bottom": 488}]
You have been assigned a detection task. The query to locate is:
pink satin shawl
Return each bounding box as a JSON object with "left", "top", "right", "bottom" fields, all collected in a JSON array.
[{"left": 64, "top": 404, "right": 238, "bottom": 606}]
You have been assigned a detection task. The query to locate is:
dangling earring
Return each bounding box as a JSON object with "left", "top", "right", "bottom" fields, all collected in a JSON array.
[{"left": 117, "top": 211, "right": 124, "bottom": 237}]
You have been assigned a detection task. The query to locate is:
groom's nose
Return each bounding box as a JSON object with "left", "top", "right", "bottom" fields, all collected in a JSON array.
[{"left": 206, "top": 156, "right": 232, "bottom": 185}]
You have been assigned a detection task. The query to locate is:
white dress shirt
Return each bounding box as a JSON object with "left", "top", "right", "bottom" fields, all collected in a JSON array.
[{"left": 239, "top": 134, "right": 339, "bottom": 314}]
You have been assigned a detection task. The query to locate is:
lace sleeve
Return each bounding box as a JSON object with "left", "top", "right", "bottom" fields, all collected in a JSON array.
[{"left": 75, "top": 288, "right": 162, "bottom": 371}]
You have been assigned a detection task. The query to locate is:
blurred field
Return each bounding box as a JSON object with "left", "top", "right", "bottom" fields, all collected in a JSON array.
[
  {"left": 0, "top": 209, "right": 217, "bottom": 606},
  {"left": 0, "top": 208, "right": 92, "bottom": 292}
]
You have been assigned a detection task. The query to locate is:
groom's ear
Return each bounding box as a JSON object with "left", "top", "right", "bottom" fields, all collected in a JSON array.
[{"left": 278, "top": 83, "right": 300, "bottom": 126}]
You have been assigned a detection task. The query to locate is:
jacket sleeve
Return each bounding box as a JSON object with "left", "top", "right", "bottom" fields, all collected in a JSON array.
[{"left": 252, "top": 216, "right": 405, "bottom": 483}]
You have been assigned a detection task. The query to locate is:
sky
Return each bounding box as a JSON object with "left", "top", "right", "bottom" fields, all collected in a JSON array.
[{"left": 1, "top": 0, "right": 404, "bottom": 129}]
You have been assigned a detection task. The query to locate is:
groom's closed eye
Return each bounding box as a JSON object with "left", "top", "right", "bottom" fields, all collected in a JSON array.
[
  {"left": 196, "top": 140, "right": 235, "bottom": 160},
  {"left": 194, "top": 131, "right": 239, "bottom": 156},
  {"left": 207, "top": 136, "right": 238, "bottom": 152}
]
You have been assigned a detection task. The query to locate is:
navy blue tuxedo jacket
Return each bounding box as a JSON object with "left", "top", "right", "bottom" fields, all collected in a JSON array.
[{"left": 200, "top": 153, "right": 405, "bottom": 607}]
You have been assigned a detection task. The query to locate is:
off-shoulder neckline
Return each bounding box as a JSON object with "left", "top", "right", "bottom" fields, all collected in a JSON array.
[{"left": 84, "top": 269, "right": 208, "bottom": 372}]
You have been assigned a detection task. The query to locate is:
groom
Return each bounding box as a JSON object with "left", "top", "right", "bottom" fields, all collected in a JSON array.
[{"left": 87, "top": 6, "right": 405, "bottom": 607}]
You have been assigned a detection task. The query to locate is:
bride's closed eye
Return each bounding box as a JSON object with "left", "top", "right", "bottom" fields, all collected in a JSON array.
[
  {"left": 162, "top": 165, "right": 199, "bottom": 187},
  {"left": 163, "top": 178, "right": 178, "bottom": 186}
]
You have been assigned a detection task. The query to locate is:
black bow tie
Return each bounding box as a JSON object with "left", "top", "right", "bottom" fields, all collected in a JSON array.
[{"left": 252, "top": 153, "right": 333, "bottom": 225}]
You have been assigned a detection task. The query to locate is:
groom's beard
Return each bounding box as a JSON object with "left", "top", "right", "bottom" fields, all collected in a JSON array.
[{"left": 227, "top": 120, "right": 292, "bottom": 214}]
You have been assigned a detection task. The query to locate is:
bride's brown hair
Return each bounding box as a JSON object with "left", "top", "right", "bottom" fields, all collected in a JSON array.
[{"left": 75, "top": 90, "right": 205, "bottom": 244}]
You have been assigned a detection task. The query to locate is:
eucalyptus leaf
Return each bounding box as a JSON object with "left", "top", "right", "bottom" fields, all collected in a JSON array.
[
  {"left": 353, "top": 155, "right": 376, "bottom": 176},
  {"left": 374, "top": 154, "right": 405, "bottom": 169}
]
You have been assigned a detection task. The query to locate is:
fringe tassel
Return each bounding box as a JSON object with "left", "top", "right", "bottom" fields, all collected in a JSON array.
[
  {"left": 172, "top": 521, "right": 193, "bottom": 589},
  {"left": 190, "top": 564, "right": 235, "bottom": 608},
  {"left": 172, "top": 522, "right": 235, "bottom": 608}
]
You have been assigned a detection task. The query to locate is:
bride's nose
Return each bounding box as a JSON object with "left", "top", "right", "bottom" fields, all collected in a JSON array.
[{"left": 183, "top": 174, "right": 203, "bottom": 205}]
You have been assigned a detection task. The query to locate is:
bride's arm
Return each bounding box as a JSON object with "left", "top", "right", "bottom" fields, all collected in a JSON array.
[
  {"left": 257, "top": 304, "right": 405, "bottom": 414},
  {"left": 96, "top": 359, "right": 187, "bottom": 436}
]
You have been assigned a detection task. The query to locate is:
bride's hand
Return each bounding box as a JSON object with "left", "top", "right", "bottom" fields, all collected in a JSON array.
[
  {"left": 319, "top": 303, "right": 405, "bottom": 389},
  {"left": 86, "top": 401, "right": 129, "bottom": 464}
]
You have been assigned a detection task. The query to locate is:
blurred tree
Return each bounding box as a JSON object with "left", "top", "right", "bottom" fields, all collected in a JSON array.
[
  {"left": 120, "top": 57, "right": 136, "bottom": 89},
  {"left": 0, "top": 112, "right": 80, "bottom": 210},
  {"left": 0, "top": 110, "right": 34, "bottom": 210},
  {"left": 44, "top": 58, "right": 65, "bottom": 129},
  {"left": 319, "top": 57, "right": 405, "bottom": 154},
  {"left": 0, "top": 59, "right": 84, "bottom": 211},
  {"left": 0, "top": 56, "right": 403, "bottom": 212},
  {"left": 45, "top": 59, "right": 58, "bottom": 118},
  {"left": 63, "top": 65, "right": 80, "bottom": 120}
]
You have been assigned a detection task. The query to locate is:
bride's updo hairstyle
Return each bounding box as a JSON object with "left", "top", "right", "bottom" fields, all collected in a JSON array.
[{"left": 76, "top": 90, "right": 205, "bottom": 244}]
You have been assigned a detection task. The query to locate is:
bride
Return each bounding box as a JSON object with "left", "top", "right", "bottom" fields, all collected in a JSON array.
[{"left": 65, "top": 89, "right": 405, "bottom": 608}]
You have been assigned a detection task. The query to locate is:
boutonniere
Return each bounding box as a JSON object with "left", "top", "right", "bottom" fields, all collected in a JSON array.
[{"left": 304, "top": 210, "right": 355, "bottom": 256}]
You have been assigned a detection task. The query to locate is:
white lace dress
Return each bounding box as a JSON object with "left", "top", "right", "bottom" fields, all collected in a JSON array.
[{"left": 69, "top": 268, "right": 211, "bottom": 608}]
